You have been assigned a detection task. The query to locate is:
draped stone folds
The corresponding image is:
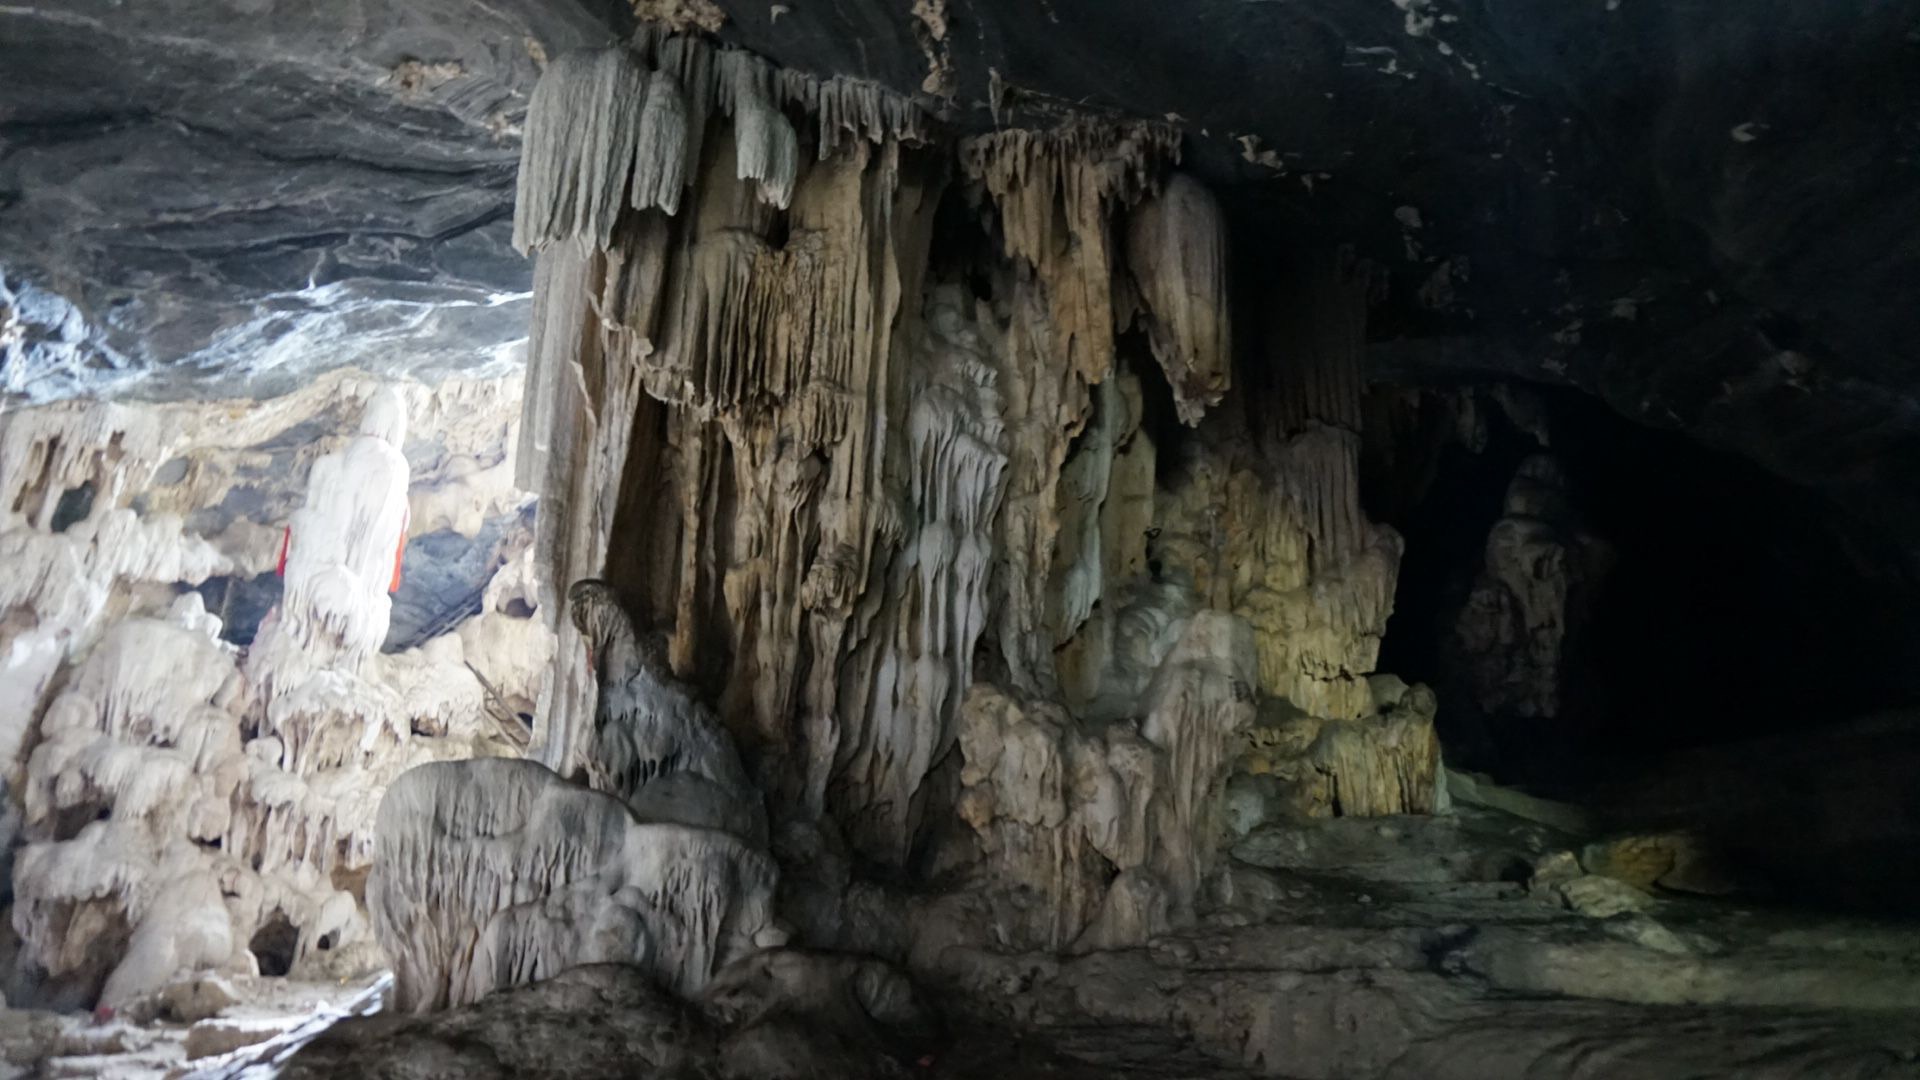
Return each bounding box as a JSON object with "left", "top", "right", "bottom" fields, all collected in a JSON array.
[
  {"left": 369, "top": 758, "right": 780, "bottom": 1012},
  {"left": 512, "top": 28, "right": 1423, "bottom": 897}
]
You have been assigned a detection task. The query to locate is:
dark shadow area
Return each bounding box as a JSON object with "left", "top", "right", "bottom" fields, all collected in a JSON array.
[
  {"left": 1550, "top": 395, "right": 1919, "bottom": 749},
  {"left": 1372, "top": 382, "right": 1920, "bottom": 914},
  {"left": 48, "top": 482, "right": 94, "bottom": 533},
  {"left": 383, "top": 505, "right": 533, "bottom": 652},
  {"left": 192, "top": 572, "right": 283, "bottom": 647},
  {"left": 250, "top": 911, "right": 299, "bottom": 978}
]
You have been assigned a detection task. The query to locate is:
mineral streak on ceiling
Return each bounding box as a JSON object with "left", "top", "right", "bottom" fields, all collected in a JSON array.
[{"left": 2, "top": 0, "right": 1918, "bottom": 551}]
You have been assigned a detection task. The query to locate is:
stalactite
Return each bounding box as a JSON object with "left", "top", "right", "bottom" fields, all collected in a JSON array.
[
  {"left": 719, "top": 50, "right": 799, "bottom": 211},
  {"left": 832, "top": 285, "right": 1010, "bottom": 862},
  {"left": 631, "top": 70, "right": 690, "bottom": 216},
  {"left": 1258, "top": 247, "right": 1379, "bottom": 570},
  {"left": 1125, "top": 172, "right": 1232, "bottom": 425},
  {"left": 512, "top": 47, "right": 653, "bottom": 255},
  {"left": 511, "top": 35, "right": 937, "bottom": 818},
  {"left": 1050, "top": 375, "right": 1126, "bottom": 649},
  {"left": 985, "top": 278, "right": 1081, "bottom": 697},
  {"left": 632, "top": 26, "right": 931, "bottom": 163},
  {"left": 959, "top": 120, "right": 1179, "bottom": 381},
  {"left": 514, "top": 238, "right": 598, "bottom": 602}
]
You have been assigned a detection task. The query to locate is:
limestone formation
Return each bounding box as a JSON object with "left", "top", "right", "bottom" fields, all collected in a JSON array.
[
  {"left": 13, "top": 6, "right": 1920, "bottom": 1080},
  {"left": 367, "top": 758, "right": 781, "bottom": 1012},
  {"left": 1125, "top": 172, "right": 1232, "bottom": 425},
  {"left": 501, "top": 33, "right": 1423, "bottom": 929},
  {"left": 569, "top": 579, "right": 763, "bottom": 842},
  {"left": 952, "top": 612, "right": 1256, "bottom": 951},
  {"left": 1450, "top": 454, "right": 1610, "bottom": 723},
  {"left": 0, "top": 374, "right": 538, "bottom": 1010}
]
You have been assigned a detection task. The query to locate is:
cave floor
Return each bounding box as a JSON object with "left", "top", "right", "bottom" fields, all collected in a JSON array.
[
  {"left": 931, "top": 807, "right": 1920, "bottom": 1078},
  {"left": 11, "top": 806, "right": 1920, "bottom": 1079}
]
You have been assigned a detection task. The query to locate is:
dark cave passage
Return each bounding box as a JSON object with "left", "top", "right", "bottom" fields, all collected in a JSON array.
[{"left": 1369, "top": 381, "right": 1920, "bottom": 913}]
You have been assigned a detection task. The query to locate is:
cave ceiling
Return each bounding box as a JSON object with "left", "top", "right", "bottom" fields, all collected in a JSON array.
[{"left": 2, "top": 0, "right": 1917, "bottom": 546}]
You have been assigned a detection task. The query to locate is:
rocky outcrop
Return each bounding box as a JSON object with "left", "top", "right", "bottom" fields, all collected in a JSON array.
[
  {"left": 953, "top": 612, "right": 1255, "bottom": 952},
  {"left": 283, "top": 954, "right": 936, "bottom": 1080},
  {"left": 0, "top": 0, "right": 617, "bottom": 402},
  {"left": 570, "top": 578, "right": 764, "bottom": 842},
  {"left": 1232, "top": 676, "right": 1444, "bottom": 826},
  {"left": 367, "top": 758, "right": 781, "bottom": 1012}
]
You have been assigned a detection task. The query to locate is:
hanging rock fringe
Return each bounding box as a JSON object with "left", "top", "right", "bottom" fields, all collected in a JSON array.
[
  {"left": 720, "top": 50, "right": 799, "bottom": 210},
  {"left": 634, "top": 26, "right": 930, "bottom": 161},
  {"left": 632, "top": 70, "right": 690, "bottom": 216},
  {"left": 513, "top": 47, "right": 652, "bottom": 253},
  {"left": 959, "top": 120, "right": 1181, "bottom": 380},
  {"left": 1126, "top": 172, "right": 1232, "bottom": 426}
]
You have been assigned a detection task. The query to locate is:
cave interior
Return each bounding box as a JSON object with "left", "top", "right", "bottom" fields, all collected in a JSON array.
[{"left": 1, "top": 2, "right": 1918, "bottom": 1077}]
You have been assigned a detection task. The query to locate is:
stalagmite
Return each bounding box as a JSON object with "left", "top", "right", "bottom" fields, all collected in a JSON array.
[
  {"left": 261, "top": 385, "right": 412, "bottom": 679},
  {"left": 1138, "top": 613, "right": 1258, "bottom": 914},
  {"left": 12, "top": 597, "right": 250, "bottom": 1007},
  {"left": 368, "top": 758, "right": 782, "bottom": 1012},
  {"left": 1451, "top": 454, "right": 1610, "bottom": 723},
  {"left": 1125, "top": 172, "right": 1232, "bottom": 425},
  {"left": 569, "top": 580, "right": 763, "bottom": 841}
]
